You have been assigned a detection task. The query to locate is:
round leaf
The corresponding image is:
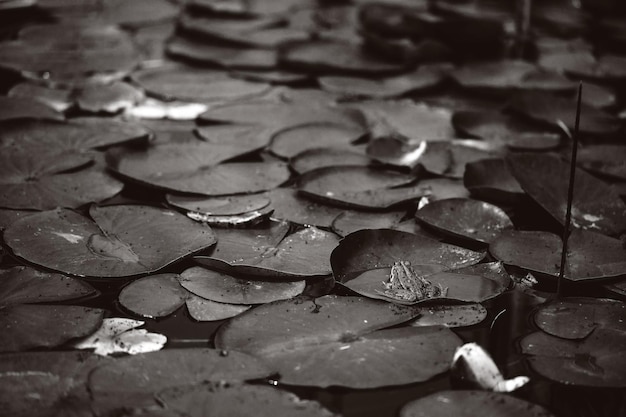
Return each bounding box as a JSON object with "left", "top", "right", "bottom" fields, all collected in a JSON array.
[
  {"left": 185, "top": 294, "right": 251, "bottom": 322},
  {"left": 118, "top": 274, "right": 188, "bottom": 318}
]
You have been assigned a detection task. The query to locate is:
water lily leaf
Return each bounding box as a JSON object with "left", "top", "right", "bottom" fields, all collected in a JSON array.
[
  {"left": 107, "top": 143, "right": 290, "bottom": 195},
  {"left": 186, "top": 294, "right": 251, "bottom": 321},
  {"left": 418, "top": 178, "right": 471, "bottom": 201},
  {"left": 76, "top": 81, "right": 143, "bottom": 113},
  {"left": 128, "top": 97, "right": 209, "bottom": 120},
  {"left": 0, "top": 96, "right": 64, "bottom": 122},
  {"left": 167, "top": 36, "right": 278, "bottom": 69},
  {"left": 407, "top": 303, "right": 487, "bottom": 328},
  {"left": 533, "top": 297, "right": 626, "bottom": 339},
  {"left": 280, "top": 40, "right": 406, "bottom": 75},
  {"left": 231, "top": 69, "right": 310, "bottom": 85},
  {"left": 0, "top": 153, "right": 124, "bottom": 210},
  {"left": 88, "top": 348, "right": 274, "bottom": 415},
  {"left": 318, "top": 65, "right": 446, "bottom": 99},
  {"left": 297, "top": 166, "right": 429, "bottom": 209},
  {"left": 3, "top": 205, "right": 216, "bottom": 278},
  {"left": 289, "top": 146, "right": 371, "bottom": 174},
  {"left": 167, "top": 193, "right": 271, "bottom": 216},
  {"left": 332, "top": 209, "right": 406, "bottom": 237},
  {"left": 507, "top": 153, "right": 626, "bottom": 236},
  {"left": 267, "top": 188, "right": 343, "bottom": 228},
  {"left": 0, "top": 266, "right": 97, "bottom": 306},
  {"left": 265, "top": 326, "right": 461, "bottom": 388},
  {"left": 508, "top": 91, "right": 621, "bottom": 136},
  {"left": 489, "top": 229, "right": 626, "bottom": 281},
  {"left": 464, "top": 158, "right": 524, "bottom": 204},
  {"left": 215, "top": 295, "right": 422, "bottom": 353},
  {"left": 452, "top": 110, "right": 561, "bottom": 151},
  {"left": 8, "top": 82, "right": 73, "bottom": 112},
  {"left": 331, "top": 229, "right": 485, "bottom": 282},
  {"left": 415, "top": 198, "right": 513, "bottom": 244},
  {"left": 577, "top": 145, "right": 626, "bottom": 181},
  {"left": 270, "top": 123, "right": 364, "bottom": 159},
  {"left": 132, "top": 64, "right": 271, "bottom": 103},
  {"left": 400, "top": 390, "right": 555, "bottom": 417},
  {"left": 195, "top": 123, "right": 275, "bottom": 150},
  {"left": 521, "top": 328, "right": 626, "bottom": 387},
  {"left": 0, "top": 118, "right": 150, "bottom": 153},
  {"left": 157, "top": 382, "right": 338, "bottom": 417},
  {"left": 180, "top": 266, "right": 305, "bottom": 304},
  {"left": 119, "top": 274, "right": 188, "bottom": 319},
  {"left": 0, "top": 351, "right": 104, "bottom": 417},
  {"left": 0, "top": 304, "right": 104, "bottom": 352},
  {"left": 552, "top": 54, "right": 626, "bottom": 82},
  {"left": 195, "top": 222, "right": 339, "bottom": 277},
  {"left": 72, "top": 317, "right": 167, "bottom": 356}
]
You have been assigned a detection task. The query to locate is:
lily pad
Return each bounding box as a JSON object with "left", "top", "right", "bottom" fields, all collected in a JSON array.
[
  {"left": 507, "top": 153, "right": 626, "bottom": 236},
  {"left": 297, "top": 166, "right": 429, "bottom": 209},
  {"left": 407, "top": 303, "right": 487, "bottom": 328},
  {"left": 415, "top": 198, "right": 513, "bottom": 244},
  {"left": 577, "top": 145, "right": 626, "bottom": 181},
  {"left": 463, "top": 158, "right": 524, "bottom": 204},
  {"left": 179, "top": 266, "right": 305, "bottom": 304},
  {"left": 72, "top": 317, "right": 167, "bottom": 356},
  {"left": 289, "top": 146, "right": 371, "bottom": 174},
  {"left": 0, "top": 96, "right": 64, "bottom": 122},
  {"left": 0, "top": 266, "right": 97, "bottom": 306},
  {"left": 490, "top": 229, "right": 626, "bottom": 281},
  {"left": 267, "top": 187, "right": 343, "bottom": 228},
  {"left": 270, "top": 123, "right": 364, "bottom": 159},
  {"left": 332, "top": 209, "right": 406, "bottom": 237},
  {"left": 76, "top": 81, "right": 144, "bottom": 113},
  {"left": 0, "top": 304, "right": 104, "bottom": 352},
  {"left": 118, "top": 274, "right": 188, "bottom": 319},
  {"left": 195, "top": 221, "right": 339, "bottom": 277},
  {"left": 400, "top": 390, "right": 555, "bottom": 417},
  {"left": 3, "top": 205, "right": 216, "bottom": 278},
  {"left": 533, "top": 297, "right": 626, "bottom": 339},
  {"left": 88, "top": 348, "right": 273, "bottom": 415},
  {"left": 331, "top": 229, "right": 485, "bottom": 282},
  {"left": 0, "top": 351, "right": 104, "bottom": 417},
  {"left": 157, "top": 382, "right": 337, "bottom": 417},
  {"left": 185, "top": 294, "right": 251, "bottom": 322},
  {"left": 520, "top": 328, "right": 626, "bottom": 387}
]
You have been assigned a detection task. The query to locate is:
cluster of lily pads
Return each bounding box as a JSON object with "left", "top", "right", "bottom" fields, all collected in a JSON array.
[{"left": 0, "top": 0, "right": 625, "bottom": 416}]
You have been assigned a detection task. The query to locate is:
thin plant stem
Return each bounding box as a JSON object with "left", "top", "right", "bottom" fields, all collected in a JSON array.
[{"left": 557, "top": 82, "right": 583, "bottom": 296}]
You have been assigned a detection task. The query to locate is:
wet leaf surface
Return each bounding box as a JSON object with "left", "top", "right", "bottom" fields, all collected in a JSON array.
[
  {"left": 185, "top": 294, "right": 251, "bottom": 322},
  {"left": 4, "top": 205, "right": 217, "bottom": 278},
  {"left": 407, "top": 303, "right": 487, "bottom": 328},
  {"left": 289, "top": 146, "right": 371, "bottom": 174},
  {"left": 507, "top": 153, "right": 626, "bottom": 236},
  {"left": 180, "top": 266, "right": 305, "bottom": 304},
  {"left": 89, "top": 348, "right": 273, "bottom": 415},
  {"left": 463, "top": 158, "right": 524, "bottom": 204},
  {"left": 267, "top": 187, "right": 344, "bottom": 228},
  {"left": 400, "top": 390, "right": 555, "bottom": 417},
  {"left": 118, "top": 274, "right": 188, "bottom": 319},
  {"left": 269, "top": 123, "right": 364, "bottom": 159}
]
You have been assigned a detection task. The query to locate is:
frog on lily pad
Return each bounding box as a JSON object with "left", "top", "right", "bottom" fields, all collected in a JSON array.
[{"left": 376, "top": 260, "right": 448, "bottom": 302}]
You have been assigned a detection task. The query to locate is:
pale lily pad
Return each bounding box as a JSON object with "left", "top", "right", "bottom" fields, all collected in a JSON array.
[
  {"left": 331, "top": 229, "right": 485, "bottom": 283},
  {"left": 507, "top": 153, "right": 626, "bottom": 236},
  {"left": 157, "top": 382, "right": 337, "bottom": 417},
  {"left": 118, "top": 274, "right": 188, "bottom": 318},
  {"left": 297, "top": 166, "right": 429, "bottom": 209},
  {"left": 490, "top": 229, "right": 626, "bottom": 281},
  {"left": 400, "top": 390, "right": 555, "bottom": 417},
  {"left": 185, "top": 294, "right": 251, "bottom": 322},
  {"left": 0, "top": 304, "right": 104, "bottom": 352},
  {"left": 415, "top": 198, "right": 513, "bottom": 244},
  {"left": 0, "top": 266, "right": 97, "bottom": 306},
  {"left": 3, "top": 205, "right": 216, "bottom": 278},
  {"left": 72, "top": 318, "right": 167, "bottom": 356},
  {"left": 533, "top": 297, "right": 626, "bottom": 339},
  {"left": 180, "top": 266, "right": 305, "bottom": 305},
  {"left": 88, "top": 348, "right": 274, "bottom": 415},
  {"left": 195, "top": 222, "right": 339, "bottom": 277},
  {"left": 0, "top": 351, "right": 104, "bottom": 417}
]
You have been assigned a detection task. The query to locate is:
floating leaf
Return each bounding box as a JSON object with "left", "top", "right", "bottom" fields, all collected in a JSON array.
[
  {"left": 0, "top": 304, "right": 104, "bottom": 352},
  {"left": 72, "top": 318, "right": 167, "bottom": 356},
  {"left": 270, "top": 123, "right": 363, "bottom": 159},
  {"left": 407, "top": 303, "right": 487, "bottom": 328},
  {"left": 119, "top": 274, "right": 188, "bottom": 319},
  {"left": 195, "top": 222, "right": 339, "bottom": 277},
  {"left": 4, "top": 205, "right": 216, "bottom": 278},
  {"left": 88, "top": 348, "right": 273, "bottom": 415},
  {"left": 157, "top": 382, "right": 338, "bottom": 417},
  {"left": 331, "top": 229, "right": 485, "bottom": 283},
  {"left": 577, "top": 145, "right": 626, "bottom": 181},
  {"left": 168, "top": 193, "right": 273, "bottom": 227},
  {"left": 507, "top": 153, "right": 626, "bottom": 236},
  {"left": 289, "top": 146, "right": 371, "bottom": 174},
  {"left": 415, "top": 198, "right": 513, "bottom": 244},
  {"left": 490, "top": 229, "right": 626, "bottom": 281},
  {"left": 533, "top": 297, "right": 626, "bottom": 339},
  {"left": 332, "top": 209, "right": 406, "bottom": 237},
  {"left": 267, "top": 187, "right": 343, "bottom": 228},
  {"left": 8, "top": 82, "right": 73, "bottom": 112},
  {"left": 0, "top": 351, "right": 104, "bottom": 417},
  {"left": 0, "top": 96, "right": 64, "bottom": 122},
  {"left": 0, "top": 266, "right": 97, "bottom": 306},
  {"left": 180, "top": 266, "right": 305, "bottom": 304},
  {"left": 76, "top": 81, "right": 144, "bottom": 113},
  {"left": 400, "top": 390, "right": 555, "bottom": 417},
  {"left": 297, "top": 166, "right": 429, "bottom": 209},
  {"left": 185, "top": 294, "right": 251, "bottom": 322},
  {"left": 464, "top": 158, "right": 524, "bottom": 204}
]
